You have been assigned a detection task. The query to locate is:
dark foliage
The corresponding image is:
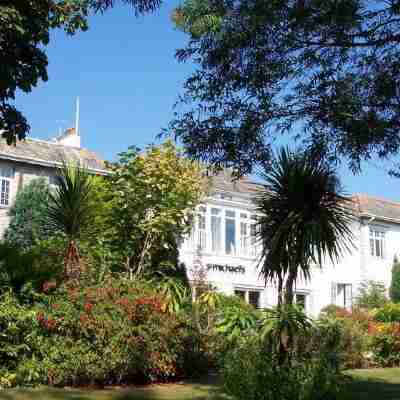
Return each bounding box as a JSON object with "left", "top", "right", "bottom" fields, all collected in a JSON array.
[
  {"left": 390, "top": 256, "right": 400, "bottom": 302},
  {"left": 171, "top": 0, "right": 400, "bottom": 176},
  {"left": 4, "top": 178, "right": 51, "bottom": 249}
]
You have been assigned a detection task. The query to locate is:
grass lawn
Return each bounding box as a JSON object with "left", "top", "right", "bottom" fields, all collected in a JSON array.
[
  {"left": 343, "top": 368, "right": 400, "bottom": 400},
  {"left": 0, "top": 376, "right": 228, "bottom": 400},
  {"left": 2, "top": 369, "right": 400, "bottom": 400}
]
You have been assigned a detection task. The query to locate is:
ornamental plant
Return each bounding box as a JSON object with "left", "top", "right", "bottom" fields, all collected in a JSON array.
[{"left": 105, "top": 140, "right": 206, "bottom": 279}]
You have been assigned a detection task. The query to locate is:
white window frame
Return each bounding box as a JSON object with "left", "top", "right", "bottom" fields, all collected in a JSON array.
[
  {"left": 294, "top": 291, "right": 309, "bottom": 311},
  {"left": 234, "top": 287, "right": 262, "bottom": 309},
  {"left": 0, "top": 167, "right": 14, "bottom": 207},
  {"left": 369, "top": 227, "right": 386, "bottom": 259},
  {"left": 331, "top": 282, "right": 352, "bottom": 310}
]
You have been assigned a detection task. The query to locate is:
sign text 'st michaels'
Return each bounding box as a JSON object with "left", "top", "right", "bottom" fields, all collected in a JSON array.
[{"left": 207, "top": 263, "right": 245, "bottom": 274}]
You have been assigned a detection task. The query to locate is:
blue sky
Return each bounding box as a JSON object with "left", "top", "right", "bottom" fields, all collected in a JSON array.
[{"left": 15, "top": 0, "right": 400, "bottom": 201}]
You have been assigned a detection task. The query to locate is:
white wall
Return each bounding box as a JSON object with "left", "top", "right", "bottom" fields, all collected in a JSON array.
[{"left": 180, "top": 195, "right": 398, "bottom": 317}]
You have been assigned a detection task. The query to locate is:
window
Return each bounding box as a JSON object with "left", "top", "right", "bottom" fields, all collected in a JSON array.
[
  {"left": 211, "top": 208, "right": 222, "bottom": 252},
  {"left": 240, "top": 213, "right": 250, "bottom": 256},
  {"left": 234, "top": 289, "right": 246, "bottom": 300},
  {"left": 235, "top": 288, "right": 261, "bottom": 309},
  {"left": 225, "top": 210, "right": 236, "bottom": 254},
  {"left": 370, "top": 228, "right": 385, "bottom": 258},
  {"left": 196, "top": 206, "right": 207, "bottom": 250},
  {"left": 332, "top": 283, "right": 352, "bottom": 310},
  {"left": 248, "top": 291, "right": 260, "bottom": 309},
  {"left": 295, "top": 293, "right": 307, "bottom": 310},
  {"left": 0, "top": 167, "right": 13, "bottom": 207}
]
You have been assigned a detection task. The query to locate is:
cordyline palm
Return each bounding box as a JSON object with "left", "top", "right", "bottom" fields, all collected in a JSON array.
[
  {"left": 46, "top": 162, "right": 93, "bottom": 279},
  {"left": 256, "top": 148, "right": 354, "bottom": 306}
]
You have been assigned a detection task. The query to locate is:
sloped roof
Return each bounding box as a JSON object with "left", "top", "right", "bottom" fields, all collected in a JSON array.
[
  {"left": 211, "top": 169, "right": 263, "bottom": 196},
  {"left": 352, "top": 194, "right": 400, "bottom": 222},
  {"left": 0, "top": 138, "right": 107, "bottom": 173}
]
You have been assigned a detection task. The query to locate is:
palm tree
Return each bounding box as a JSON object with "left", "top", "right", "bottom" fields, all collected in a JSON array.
[
  {"left": 46, "top": 161, "right": 93, "bottom": 279},
  {"left": 256, "top": 148, "right": 354, "bottom": 306}
]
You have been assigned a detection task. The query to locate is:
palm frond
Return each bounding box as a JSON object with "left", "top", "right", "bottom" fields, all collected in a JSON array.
[{"left": 255, "top": 147, "right": 355, "bottom": 297}]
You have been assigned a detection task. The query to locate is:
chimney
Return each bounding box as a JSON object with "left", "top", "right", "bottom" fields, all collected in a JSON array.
[{"left": 55, "top": 127, "right": 81, "bottom": 148}]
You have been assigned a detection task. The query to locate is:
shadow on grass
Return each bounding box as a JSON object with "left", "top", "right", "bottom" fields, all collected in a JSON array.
[
  {"left": 343, "top": 376, "right": 400, "bottom": 400},
  {"left": 0, "top": 375, "right": 230, "bottom": 400}
]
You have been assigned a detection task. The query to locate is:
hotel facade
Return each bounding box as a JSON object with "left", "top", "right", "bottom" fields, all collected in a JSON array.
[{"left": 180, "top": 170, "right": 400, "bottom": 317}]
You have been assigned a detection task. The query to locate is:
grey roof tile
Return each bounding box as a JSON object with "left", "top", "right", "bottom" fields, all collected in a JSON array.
[{"left": 0, "top": 138, "right": 107, "bottom": 172}]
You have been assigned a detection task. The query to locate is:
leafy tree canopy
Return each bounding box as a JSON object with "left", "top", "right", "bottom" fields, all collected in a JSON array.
[
  {"left": 171, "top": 0, "right": 400, "bottom": 176},
  {"left": 105, "top": 140, "right": 206, "bottom": 278},
  {"left": 0, "top": 0, "right": 161, "bottom": 144}
]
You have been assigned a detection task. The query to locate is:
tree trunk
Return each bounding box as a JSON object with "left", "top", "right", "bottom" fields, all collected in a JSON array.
[
  {"left": 284, "top": 267, "right": 297, "bottom": 305},
  {"left": 64, "top": 240, "right": 81, "bottom": 280}
]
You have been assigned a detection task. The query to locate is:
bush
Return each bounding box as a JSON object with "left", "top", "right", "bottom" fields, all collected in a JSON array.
[
  {"left": 0, "top": 279, "right": 210, "bottom": 387},
  {"left": 223, "top": 334, "right": 341, "bottom": 400},
  {"left": 390, "top": 256, "right": 400, "bottom": 303},
  {"left": 354, "top": 280, "right": 388, "bottom": 309},
  {"left": 0, "top": 241, "right": 63, "bottom": 296},
  {"left": 374, "top": 302, "right": 400, "bottom": 323},
  {"left": 369, "top": 322, "right": 400, "bottom": 367},
  {"left": 5, "top": 178, "right": 52, "bottom": 249}
]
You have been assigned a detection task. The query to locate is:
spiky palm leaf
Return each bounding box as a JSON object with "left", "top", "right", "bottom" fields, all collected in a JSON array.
[
  {"left": 46, "top": 162, "right": 93, "bottom": 279},
  {"left": 256, "top": 147, "right": 355, "bottom": 304}
]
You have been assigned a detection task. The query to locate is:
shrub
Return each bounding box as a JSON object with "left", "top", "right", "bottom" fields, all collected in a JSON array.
[
  {"left": 0, "top": 241, "right": 63, "bottom": 296},
  {"left": 374, "top": 302, "right": 400, "bottom": 322},
  {"left": 390, "top": 256, "right": 400, "bottom": 303},
  {"left": 0, "top": 279, "right": 210, "bottom": 387},
  {"left": 4, "top": 178, "right": 52, "bottom": 249},
  {"left": 354, "top": 280, "right": 388, "bottom": 309},
  {"left": 369, "top": 322, "right": 400, "bottom": 367},
  {"left": 223, "top": 334, "right": 341, "bottom": 400}
]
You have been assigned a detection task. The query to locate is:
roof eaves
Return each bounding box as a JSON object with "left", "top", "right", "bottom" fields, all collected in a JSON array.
[{"left": 0, "top": 153, "right": 110, "bottom": 176}]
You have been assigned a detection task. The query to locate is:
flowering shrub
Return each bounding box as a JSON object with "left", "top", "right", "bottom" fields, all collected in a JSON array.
[
  {"left": 374, "top": 302, "right": 400, "bottom": 323},
  {"left": 369, "top": 322, "right": 400, "bottom": 366},
  {"left": 0, "top": 279, "right": 209, "bottom": 387}
]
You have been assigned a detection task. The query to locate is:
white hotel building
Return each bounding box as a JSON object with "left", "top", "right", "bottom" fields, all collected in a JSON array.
[
  {"left": 180, "top": 170, "right": 400, "bottom": 317},
  {"left": 0, "top": 131, "right": 398, "bottom": 316}
]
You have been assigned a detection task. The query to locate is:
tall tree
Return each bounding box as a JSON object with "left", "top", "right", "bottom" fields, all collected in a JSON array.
[
  {"left": 256, "top": 147, "right": 354, "bottom": 305},
  {"left": 171, "top": 0, "right": 400, "bottom": 176},
  {"left": 46, "top": 162, "right": 93, "bottom": 279},
  {"left": 0, "top": 0, "right": 161, "bottom": 144},
  {"left": 105, "top": 140, "right": 205, "bottom": 279}
]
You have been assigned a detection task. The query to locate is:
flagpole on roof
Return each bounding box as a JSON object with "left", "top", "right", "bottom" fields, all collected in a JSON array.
[{"left": 75, "top": 97, "right": 80, "bottom": 137}]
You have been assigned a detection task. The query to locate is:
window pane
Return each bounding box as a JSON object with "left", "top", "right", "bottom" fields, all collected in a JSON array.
[
  {"left": 295, "top": 294, "right": 306, "bottom": 310},
  {"left": 226, "top": 210, "right": 235, "bottom": 218},
  {"left": 234, "top": 290, "right": 246, "bottom": 300},
  {"left": 370, "top": 238, "right": 374, "bottom": 256},
  {"left": 248, "top": 291, "right": 260, "bottom": 309},
  {"left": 211, "top": 213, "right": 221, "bottom": 252},
  {"left": 225, "top": 217, "right": 236, "bottom": 254}
]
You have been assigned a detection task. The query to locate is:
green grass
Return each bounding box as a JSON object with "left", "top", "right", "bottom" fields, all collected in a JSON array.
[
  {"left": 343, "top": 368, "right": 400, "bottom": 400},
  {"left": 2, "top": 369, "right": 400, "bottom": 400},
  {"left": 0, "top": 376, "right": 228, "bottom": 400}
]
